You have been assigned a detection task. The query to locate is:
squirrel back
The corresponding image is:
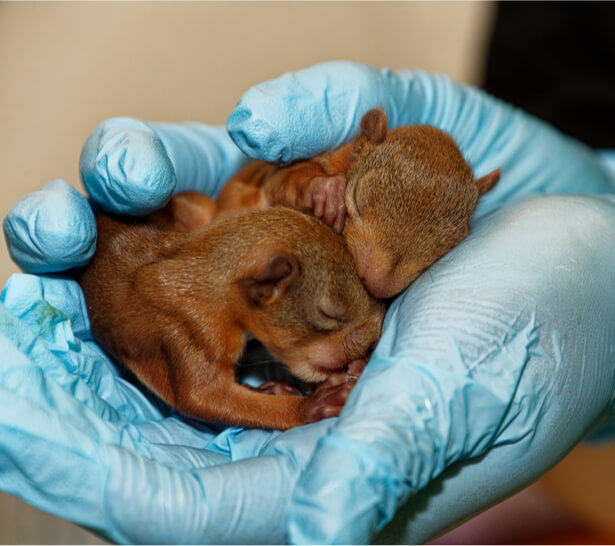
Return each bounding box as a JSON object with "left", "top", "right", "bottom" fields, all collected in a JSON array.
[{"left": 78, "top": 205, "right": 384, "bottom": 429}]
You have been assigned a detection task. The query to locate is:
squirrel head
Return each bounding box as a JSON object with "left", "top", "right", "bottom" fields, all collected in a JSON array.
[{"left": 344, "top": 109, "right": 500, "bottom": 298}]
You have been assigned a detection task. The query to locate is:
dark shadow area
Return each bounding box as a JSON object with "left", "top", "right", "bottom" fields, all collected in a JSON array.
[{"left": 483, "top": 2, "right": 615, "bottom": 149}]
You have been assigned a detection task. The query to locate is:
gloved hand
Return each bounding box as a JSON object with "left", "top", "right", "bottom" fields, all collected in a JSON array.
[
  {"left": 3, "top": 61, "right": 615, "bottom": 545},
  {"left": 1, "top": 124, "right": 322, "bottom": 544},
  {"left": 227, "top": 61, "right": 615, "bottom": 544}
]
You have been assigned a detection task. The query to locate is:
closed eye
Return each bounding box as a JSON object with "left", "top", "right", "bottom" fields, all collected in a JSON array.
[
  {"left": 319, "top": 309, "right": 342, "bottom": 323},
  {"left": 318, "top": 306, "right": 345, "bottom": 325}
]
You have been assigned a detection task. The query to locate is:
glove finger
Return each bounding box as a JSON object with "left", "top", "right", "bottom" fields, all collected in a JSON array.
[
  {"left": 223, "top": 60, "right": 528, "bottom": 169},
  {"left": 227, "top": 61, "right": 411, "bottom": 164},
  {"left": 103, "top": 443, "right": 294, "bottom": 544},
  {"left": 288, "top": 194, "right": 615, "bottom": 544},
  {"left": 80, "top": 118, "right": 248, "bottom": 215},
  {"left": 107, "top": 420, "right": 339, "bottom": 543},
  {"left": 150, "top": 122, "right": 249, "bottom": 198},
  {"left": 80, "top": 117, "right": 176, "bottom": 215},
  {"left": 3, "top": 179, "right": 96, "bottom": 273}
]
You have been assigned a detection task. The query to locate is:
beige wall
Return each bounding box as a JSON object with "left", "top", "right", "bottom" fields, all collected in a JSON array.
[{"left": 0, "top": 1, "right": 499, "bottom": 543}]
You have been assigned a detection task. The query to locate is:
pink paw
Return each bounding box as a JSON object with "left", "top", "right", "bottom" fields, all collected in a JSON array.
[
  {"left": 346, "top": 358, "right": 368, "bottom": 380},
  {"left": 307, "top": 175, "right": 347, "bottom": 233},
  {"left": 301, "top": 374, "right": 356, "bottom": 422}
]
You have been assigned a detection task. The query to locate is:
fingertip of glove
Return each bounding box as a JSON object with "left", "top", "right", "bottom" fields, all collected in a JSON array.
[
  {"left": 227, "top": 61, "right": 371, "bottom": 164},
  {"left": 227, "top": 61, "right": 415, "bottom": 165},
  {"left": 227, "top": 105, "right": 288, "bottom": 163},
  {"left": 3, "top": 179, "right": 97, "bottom": 273},
  {"left": 80, "top": 117, "right": 177, "bottom": 215},
  {"left": 226, "top": 104, "right": 255, "bottom": 154}
]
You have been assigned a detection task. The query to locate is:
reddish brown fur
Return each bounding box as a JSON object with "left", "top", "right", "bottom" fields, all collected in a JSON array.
[
  {"left": 79, "top": 204, "right": 384, "bottom": 430},
  {"left": 345, "top": 117, "right": 500, "bottom": 297},
  {"left": 217, "top": 144, "right": 353, "bottom": 233},
  {"left": 216, "top": 109, "right": 500, "bottom": 298},
  {"left": 148, "top": 191, "right": 216, "bottom": 232}
]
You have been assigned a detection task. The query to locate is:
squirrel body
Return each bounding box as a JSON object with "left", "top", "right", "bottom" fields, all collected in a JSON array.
[
  {"left": 217, "top": 109, "right": 500, "bottom": 298},
  {"left": 79, "top": 205, "right": 384, "bottom": 430}
]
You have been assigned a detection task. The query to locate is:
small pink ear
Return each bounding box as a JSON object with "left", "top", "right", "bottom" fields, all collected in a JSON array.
[
  {"left": 243, "top": 254, "right": 299, "bottom": 306},
  {"left": 475, "top": 169, "right": 501, "bottom": 196},
  {"left": 360, "top": 108, "right": 387, "bottom": 144}
]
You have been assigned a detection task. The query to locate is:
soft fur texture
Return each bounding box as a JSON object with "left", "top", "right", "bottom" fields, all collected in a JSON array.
[
  {"left": 79, "top": 204, "right": 384, "bottom": 430},
  {"left": 216, "top": 109, "right": 500, "bottom": 298}
]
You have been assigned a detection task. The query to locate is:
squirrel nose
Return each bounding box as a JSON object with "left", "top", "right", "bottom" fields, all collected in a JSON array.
[
  {"left": 360, "top": 273, "right": 392, "bottom": 299},
  {"left": 352, "top": 246, "right": 393, "bottom": 298}
]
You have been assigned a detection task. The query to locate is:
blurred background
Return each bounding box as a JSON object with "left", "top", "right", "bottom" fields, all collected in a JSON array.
[{"left": 0, "top": 2, "right": 613, "bottom": 544}]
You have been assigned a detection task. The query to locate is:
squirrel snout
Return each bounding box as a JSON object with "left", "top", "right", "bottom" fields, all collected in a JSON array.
[
  {"left": 360, "top": 273, "right": 392, "bottom": 299},
  {"left": 354, "top": 248, "right": 417, "bottom": 299},
  {"left": 357, "top": 263, "right": 396, "bottom": 299},
  {"left": 349, "top": 240, "right": 398, "bottom": 299}
]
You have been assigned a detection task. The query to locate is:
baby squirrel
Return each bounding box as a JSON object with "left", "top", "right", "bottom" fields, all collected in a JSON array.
[
  {"left": 79, "top": 200, "right": 384, "bottom": 430},
  {"left": 217, "top": 109, "right": 501, "bottom": 298}
]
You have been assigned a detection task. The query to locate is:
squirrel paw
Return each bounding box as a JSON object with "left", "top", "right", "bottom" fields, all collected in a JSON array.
[
  {"left": 300, "top": 373, "right": 356, "bottom": 422},
  {"left": 307, "top": 175, "right": 347, "bottom": 233},
  {"left": 346, "top": 358, "right": 368, "bottom": 380}
]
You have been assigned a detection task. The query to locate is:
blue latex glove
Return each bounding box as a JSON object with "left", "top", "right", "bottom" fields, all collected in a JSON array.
[
  {"left": 226, "top": 61, "right": 615, "bottom": 543},
  {"left": 1, "top": 124, "right": 324, "bottom": 543},
  {"left": 2, "top": 62, "right": 615, "bottom": 545}
]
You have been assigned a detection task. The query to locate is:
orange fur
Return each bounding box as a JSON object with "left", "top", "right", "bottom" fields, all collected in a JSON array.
[
  {"left": 216, "top": 109, "right": 500, "bottom": 298},
  {"left": 79, "top": 202, "right": 384, "bottom": 430}
]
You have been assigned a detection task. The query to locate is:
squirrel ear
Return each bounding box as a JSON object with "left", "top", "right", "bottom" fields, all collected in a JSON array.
[
  {"left": 360, "top": 108, "right": 388, "bottom": 144},
  {"left": 475, "top": 169, "right": 501, "bottom": 196},
  {"left": 242, "top": 253, "right": 299, "bottom": 306}
]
